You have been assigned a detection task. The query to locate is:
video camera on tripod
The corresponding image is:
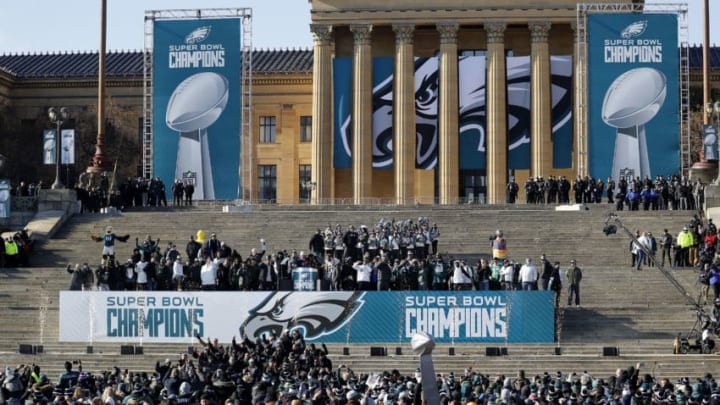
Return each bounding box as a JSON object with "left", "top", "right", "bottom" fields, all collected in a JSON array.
[
  {"left": 677, "top": 303, "right": 716, "bottom": 354},
  {"left": 602, "top": 213, "right": 617, "bottom": 236}
]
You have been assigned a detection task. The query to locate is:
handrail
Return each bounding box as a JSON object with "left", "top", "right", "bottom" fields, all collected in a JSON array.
[{"left": 604, "top": 212, "right": 699, "bottom": 308}]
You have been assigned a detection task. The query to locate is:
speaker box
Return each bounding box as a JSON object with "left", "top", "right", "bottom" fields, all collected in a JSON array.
[
  {"left": 448, "top": 347, "right": 455, "bottom": 356},
  {"left": 86, "top": 346, "right": 94, "bottom": 354},
  {"left": 370, "top": 347, "right": 386, "bottom": 356},
  {"left": 486, "top": 347, "right": 501, "bottom": 356},
  {"left": 34, "top": 345, "right": 43, "bottom": 354},
  {"left": 342, "top": 347, "right": 350, "bottom": 356},
  {"left": 134, "top": 346, "right": 144, "bottom": 355},
  {"left": 602, "top": 347, "right": 619, "bottom": 356},
  {"left": 120, "top": 345, "right": 135, "bottom": 355},
  {"left": 187, "top": 346, "right": 195, "bottom": 355},
  {"left": 500, "top": 347, "right": 508, "bottom": 356},
  {"left": 279, "top": 279, "right": 293, "bottom": 291},
  {"left": 554, "top": 347, "right": 562, "bottom": 355},
  {"left": 395, "top": 347, "right": 403, "bottom": 355},
  {"left": 18, "top": 344, "right": 34, "bottom": 354}
]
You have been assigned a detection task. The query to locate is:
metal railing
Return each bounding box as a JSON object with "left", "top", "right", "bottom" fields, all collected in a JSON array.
[{"left": 11, "top": 196, "right": 38, "bottom": 212}]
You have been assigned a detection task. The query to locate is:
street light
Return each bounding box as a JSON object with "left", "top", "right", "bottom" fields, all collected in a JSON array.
[{"left": 48, "top": 107, "right": 70, "bottom": 189}]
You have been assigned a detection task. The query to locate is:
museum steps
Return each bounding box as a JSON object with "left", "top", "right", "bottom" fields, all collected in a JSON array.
[{"left": 0, "top": 205, "right": 713, "bottom": 379}]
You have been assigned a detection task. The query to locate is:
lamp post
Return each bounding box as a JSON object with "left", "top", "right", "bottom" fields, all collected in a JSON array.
[{"left": 48, "top": 107, "right": 70, "bottom": 190}]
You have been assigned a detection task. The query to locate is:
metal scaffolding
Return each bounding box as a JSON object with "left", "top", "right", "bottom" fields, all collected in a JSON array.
[
  {"left": 576, "top": 2, "right": 690, "bottom": 177},
  {"left": 142, "top": 8, "right": 253, "bottom": 200}
]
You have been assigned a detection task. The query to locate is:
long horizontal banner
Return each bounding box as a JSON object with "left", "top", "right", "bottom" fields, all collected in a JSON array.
[{"left": 59, "top": 291, "right": 554, "bottom": 344}]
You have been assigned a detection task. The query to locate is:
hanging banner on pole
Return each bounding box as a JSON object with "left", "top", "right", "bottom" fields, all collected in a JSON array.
[
  {"left": 587, "top": 13, "right": 679, "bottom": 180},
  {"left": 0, "top": 179, "right": 10, "bottom": 219},
  {"left": 61, "top": 129, "right": 75, "bottom": 165},
  {"left": 43, "top": 130, "right": 56, "bottom": 165}
]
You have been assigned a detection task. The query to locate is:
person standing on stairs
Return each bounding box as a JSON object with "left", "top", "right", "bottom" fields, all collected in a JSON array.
[
  {"left": 90, "top": 226, "right": 129, "bottom": 264},
  {"left": 566, "top": 259, "right": 582, "bottom": 308},
  {"left": 491, "top": 229, "right": 507, "bottom": 261}
]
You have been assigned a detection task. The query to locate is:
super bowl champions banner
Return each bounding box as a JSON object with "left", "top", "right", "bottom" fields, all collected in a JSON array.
[
  {"left": 43, "top": 129, "right": 75, "bottom": 165},
  {"left": 152, "top": 18, "right": 241, "bottom": 200},
  {"left": 333, "top": 55, "right": 572, "bottom": 170},
  {"left": 60, "top": 291, "right": 554, "bottom": 344},
  {"left": 587, "top": 13, "right": 679, "bottom": 181}
]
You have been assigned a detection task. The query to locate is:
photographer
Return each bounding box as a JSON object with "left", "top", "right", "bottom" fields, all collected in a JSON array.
[
  {"left": 352, "top": 257, "right": 373, "bottom": 291},
  {"left": 67, "top": 263, "right": 94, "bottom": 291},
  {"left": 450, "top": 260, "right": 473, "bottom": 291}
]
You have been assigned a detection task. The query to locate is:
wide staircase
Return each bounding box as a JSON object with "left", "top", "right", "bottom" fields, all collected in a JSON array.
[{"left": 1, "top": 204, "right": 715, "bottom": 380}]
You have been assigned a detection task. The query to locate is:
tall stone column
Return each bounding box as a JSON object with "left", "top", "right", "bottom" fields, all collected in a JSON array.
[
  {"left": 350, "top": 25, "right": 373, "bottom": 205},
  {"left": 393, "top": 24, "right": 416, "bottom": 205},
  {"left": 572, "top": 22, "right": 588, "bottom": 177},
  {"left": 437, "top": 22, "right": 460, "bottom": 205},
  {"left": 310, "top": 24, "right": 333, "bottom": 204},
  {"left": 529, "top": 22, "right": 552, "bottom": 179},
  {"left": 485, "top": 22, "right": 507, "bottom": 204}
]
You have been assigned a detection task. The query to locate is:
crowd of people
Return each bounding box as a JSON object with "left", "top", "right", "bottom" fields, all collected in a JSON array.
[
  {"left": 509, "top": 174, "right": 704, "bottom": 211},
  {"left": 6, "top": 181, "right": 43, "bottom": 198},
  {"left": 75, "top": 177, "right": 196, "bottom": 214},
  {"left": 2, "top": 340, "right": 719, "bottom": 405},
  {"left": 67, "top": 218, "right": 578, "bottom": 304}
]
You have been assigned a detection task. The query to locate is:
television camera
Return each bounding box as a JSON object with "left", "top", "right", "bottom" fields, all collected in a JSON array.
[{"left": 676, "top": 303, "right": 717, "bottom": 354}]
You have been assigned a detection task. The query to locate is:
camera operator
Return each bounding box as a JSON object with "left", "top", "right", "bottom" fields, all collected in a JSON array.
[
  {"left": 450, "top": 260, "right": 473, "bottom": 291},
  {"left": 711, "top": 298, "right": 720, "bottom": 335}
]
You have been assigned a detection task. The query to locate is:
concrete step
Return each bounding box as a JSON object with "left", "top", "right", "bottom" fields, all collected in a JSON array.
[{"left": 1, "top": 205, "right": 707, "bottom": 380}]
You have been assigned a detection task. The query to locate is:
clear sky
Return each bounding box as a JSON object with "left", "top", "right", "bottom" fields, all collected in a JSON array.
[{"left": 0, "top": 0, "right": 717, "bottom": 54}]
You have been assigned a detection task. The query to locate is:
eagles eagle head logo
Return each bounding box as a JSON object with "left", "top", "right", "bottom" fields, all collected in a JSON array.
[
  {"left": 621, "top": 21, "right": 647, "bottom": 39},
  {"left": 185, "top": 26, "right": 212, "bottom": 44},
  {"left": 240, "top": 292, "right": 364, "bottom": 340}
]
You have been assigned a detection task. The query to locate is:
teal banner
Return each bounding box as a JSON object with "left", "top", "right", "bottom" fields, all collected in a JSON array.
[
  {"left": 587, "top": 13, "right": 679, "bottom": 181},
  {"left": 333, "top": 57, "right": 352, "bottom": 169},
  {"left": 152, "top": 18, "right": 242, "bottom": 200},
  {"left": 61, "top": 291, "right": 555, "bottom": 344},
  {"left": 551, "top": 56, "right": 573, "bottom": 169},
  {"left": 458, "top": 55, "right": 487, "bottom": 169}
]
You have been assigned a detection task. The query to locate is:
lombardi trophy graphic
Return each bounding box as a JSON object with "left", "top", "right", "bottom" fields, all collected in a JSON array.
[
  {"left": 602, "top": 67, "right": 666, "bottom": 182},
  {"left": 166, "top": 71, "right": 229, "bottom": 200},
  {"left": 411, "top": 333, "right": 440, "bottom": 404}
]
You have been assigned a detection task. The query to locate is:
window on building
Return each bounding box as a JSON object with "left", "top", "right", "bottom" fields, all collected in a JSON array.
[
  {"left": 460, "top": 170, "right": 487, "bottom": 204},
  {"left": 460, "top": 50, "right": 487, "bottom": 57},
  {"left": 299, "top": 164, "right": 311, "bottom": 202},
  {"left": 300, "top": 116, "right": 312, "bottom": 143},
  {"left": 459, "top": 49, "right": 514, "bottom": 57},
  {"left": 259, "top": 116, "right": 276, "bottom": 143},
  {"left": 258, "top": 165, "right": 277, "bottom": 202}
]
